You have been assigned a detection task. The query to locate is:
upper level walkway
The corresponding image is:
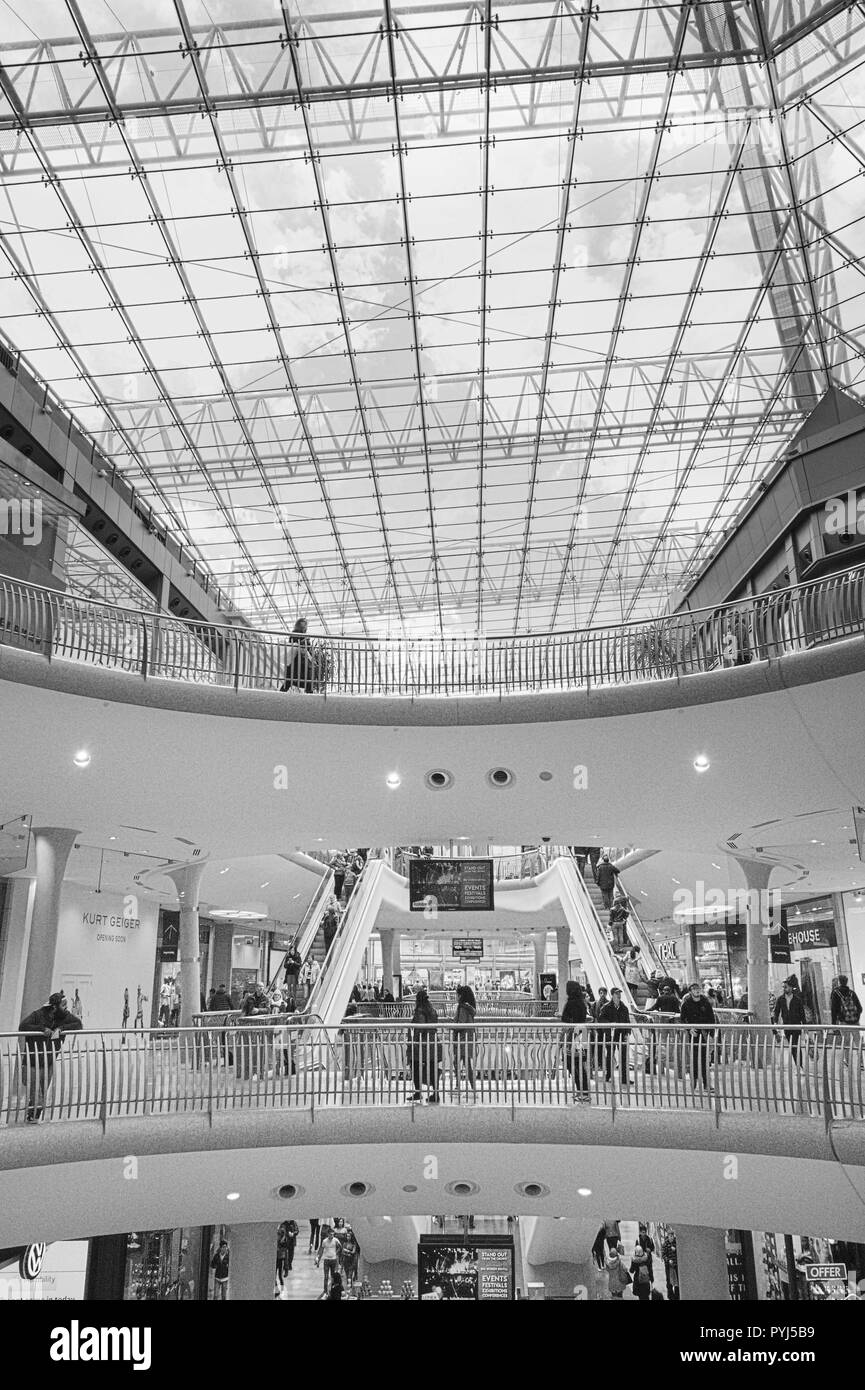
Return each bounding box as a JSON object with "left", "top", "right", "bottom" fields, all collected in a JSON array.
[
  {"left": 2, "top": 1023, "right": 863, "bottom": 1246},
  {"left": 3, "top": 1022, "right": 862, "bottom": 1131},
  {"left": 1, "top": 563, "right": 863, "bottom": 700}
]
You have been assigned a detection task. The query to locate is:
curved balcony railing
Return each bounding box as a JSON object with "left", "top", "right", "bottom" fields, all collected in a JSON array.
[
  {"left": 1, "top": 563, "right": 864, "bottom": 698},
  {"left": 1, "top": 1023, "right": 862, "bottom": 1127}
]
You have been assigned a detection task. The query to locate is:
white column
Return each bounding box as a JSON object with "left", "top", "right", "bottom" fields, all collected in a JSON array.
[
  {"left": 224, "top": 1223, "right": 275, "bottom": 1301},
  {"left": 21, "top": 827, "right": 78, "bottom": 1017},
  {"left": 379, "top": 929, "right": 394, "bottom": 994},
  {"left": 676, "top": 1225, "right": 731, "bottom": 1301},
  {"left": 734, "top": 857, "right": 772, "bottom": 1023},
  {"left": 164, "top": 861, "right": 208, "bottom": 1027},
  {"left": 0, "top": 876, "right": 35, "bottom": 1031},
  {"left": 556, "top": 926, "right": 570, "bottom": 1011},
  {"left": 532, "top": 932, "right": 546, "bottom": 996}
]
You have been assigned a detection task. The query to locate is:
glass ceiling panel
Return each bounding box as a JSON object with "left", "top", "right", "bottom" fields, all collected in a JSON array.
[{"left": 1, "top": 0, "right": 864, "bottom": 636}]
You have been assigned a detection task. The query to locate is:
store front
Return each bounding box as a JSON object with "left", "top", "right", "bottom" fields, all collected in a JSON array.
[
  {"left": 688, "top": 921, "right": 747, "bottom": 1007},
  {"left": 770, "top": 897, "right": 842, "bottom": 1022}
]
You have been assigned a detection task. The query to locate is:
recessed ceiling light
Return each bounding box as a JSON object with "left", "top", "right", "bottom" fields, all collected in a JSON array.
[
  {"left": 810, "top": 840, "right": 819, "bottom": 844},
  {"left": 577, "top": 1188, "right": 592, "bottom": 1197},
  {"left": 220, "top": 867, "right": 230, "bottom": 874},
  {"left": 260, "top": 881, "right": 270, "bottom": 888},
  {"left": 386, "top": 772, "right": 401, "bottom": 789},
  {"left": 226, "top": 1192, "right": 240, "bottom": 1202},
  {"left": 640, "top": 890, "right": 648, "bottom": 897},
  {"left": 693, "top": 754, "right": 710, "bottom": 773},
  {"left": 109, "top": 836, "right": 116, "bottom": 842},
  {"left": 671, "top": 878, "right": 680, "bottom": 885},
  {"left": 712, "top": 862, "right": 722, "bottom": 870},
  {"left": 73, "top": 749, "right": 91, "bottom": 768}
]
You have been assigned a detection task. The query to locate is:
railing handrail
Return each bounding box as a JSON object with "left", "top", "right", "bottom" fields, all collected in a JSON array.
[
  {"left": 1, "top": 562, "right": 863, "bottom": 647},
  {"left": 7, "top": 1021, "right": 863, "bottom": 1040}
]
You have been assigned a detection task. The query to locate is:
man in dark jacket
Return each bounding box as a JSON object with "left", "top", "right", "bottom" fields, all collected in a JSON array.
[
  {"left": 283, "top": 943, "right": 302, "bottom": 1007},
  {"left": 19, "top": 991, "right": 83, "bottom": 1122},
  {"left": 597, "top": 987, "right": 631, "bottom": 1084},
  {"left": 644, "top": 979, "right": 681, "bottom": 1073},
  {"left": 830, "top": 975, "right": 863, "bottom": 1026},
  {"left": 210, "top": 983, "right": 232, "bottom": 1012},
  {"left": 680, "top": 982, "right": 716, "bottom": 1088},
  {"left": 595, "top": 854, "right": 620, "bottom": 912},
  {"left": 773, "top": 979, "right": 806, "bottom": 1062}
]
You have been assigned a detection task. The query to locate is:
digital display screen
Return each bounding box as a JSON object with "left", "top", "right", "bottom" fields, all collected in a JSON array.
[
  {"left": 417, "top": 1236, "right": 514, "bottom": 1300},
  {"left": 409, "top": 859, "right": 494, "bottom": 912}
]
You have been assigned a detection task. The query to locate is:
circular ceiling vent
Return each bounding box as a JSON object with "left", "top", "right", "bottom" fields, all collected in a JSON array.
[
  {"left": 425, "top": 769, "right": 454, "bottom": 790},
  {"left": 277, "top": 1184, "right": 303, "bottom": 1199},
  {"left": 539, "top": 770, "right": 553, "bottom": 782},
  {"left": 515, "top": 1181, "right": 550, "bottom": 1199},
  {"left": 340, "top": 1180, "right": 375, "bottom": 1198},
  {"left": 444, "top": 1179, "right": 480, "bottom": 1197},
  {"left": 487, "top": 767, "right": 515, "bottom": 789}
]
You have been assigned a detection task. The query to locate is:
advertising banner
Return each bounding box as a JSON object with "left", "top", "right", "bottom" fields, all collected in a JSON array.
[
  {"left": 409, "top": 859, "right": 494, "bottom": 912},
  {"left": 53, "top": 885, "right": 159, "bottom": 1031}
]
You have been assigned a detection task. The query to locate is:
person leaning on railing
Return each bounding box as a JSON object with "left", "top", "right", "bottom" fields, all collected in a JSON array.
[
  {"left": 679, "top": 982, "right": 716, "bottom": 1090},
  {"left": 408, "top": 987, "right": 440, "bottom": 1104},
  {"left": 452, "top": 985, "right": 477, "bottom": 1101},
  {"left": 18, "top": 990, "right": 83, "bottom": 1122}
]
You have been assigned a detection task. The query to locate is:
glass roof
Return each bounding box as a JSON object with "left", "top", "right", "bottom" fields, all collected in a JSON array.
[{"left": 1, "top": 0, "right": 864, "bottom": 636}]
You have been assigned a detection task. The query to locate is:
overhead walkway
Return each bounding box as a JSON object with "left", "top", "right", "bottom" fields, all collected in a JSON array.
[{"left": 1, "top": 563, "right": 863, "bottom": 697}]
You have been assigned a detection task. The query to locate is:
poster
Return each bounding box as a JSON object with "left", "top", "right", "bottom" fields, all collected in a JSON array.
[
  {"left": 53, "top": 885, "right": 159, "bottom": 1031},
  {"left": 418, "top": 1236, "right": 515, "bottom": 1300},
  {"left": 0, "top": 1241, "right": 88, "bottom": 1300},
  {"left": 409, "top": 858, "right": 494, "bottom": 912}
]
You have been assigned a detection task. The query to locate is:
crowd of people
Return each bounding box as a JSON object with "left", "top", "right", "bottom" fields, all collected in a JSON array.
[{"left": 592, "top": 1221, "right": 669, "bottom": 1301}]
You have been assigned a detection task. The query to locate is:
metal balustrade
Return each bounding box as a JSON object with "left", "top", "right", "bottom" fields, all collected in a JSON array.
[
  {"left": 1, "top": 562, "right": 863, "bottom": 698},
  {"left": 1, "top": 1024, "right": 861, "bottom": 1128}
]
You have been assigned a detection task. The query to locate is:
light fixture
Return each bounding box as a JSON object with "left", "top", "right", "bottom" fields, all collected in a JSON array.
[
  {"left": 226, "top": 1192, "right": 240, "bottom": 1202},
  {"left": 693, "top": 754, "right": 710, "bottom": 773},
  {"left": 219, "top": 867, "right": 230, "bottom": 874},
  {"left": 577, "top": 1188, "right": 592, "bottom": 1197},
  {"left": 109, "top": 836, "right": 116, "bottom": 842},
  {"left": 73, "top": 749, "right": 91, "bottom": 768},
  {"left": 260, "top": 881, "right": 270, "bottom": 888},
  {"left": 711, "top": 862, "right": 721, "bottom": 870},
  {"left": 386, "top": 772, "right": 401, "bottom": 789}
]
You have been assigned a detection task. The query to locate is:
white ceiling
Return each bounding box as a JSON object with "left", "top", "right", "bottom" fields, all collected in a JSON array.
[{"left": 1, "top": 664, "right": 864, "bottom": 900}]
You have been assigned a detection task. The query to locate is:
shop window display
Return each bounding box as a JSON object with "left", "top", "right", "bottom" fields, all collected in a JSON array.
[{"left": 123, "top": 1228, "right": 204, "bottom": 1300}]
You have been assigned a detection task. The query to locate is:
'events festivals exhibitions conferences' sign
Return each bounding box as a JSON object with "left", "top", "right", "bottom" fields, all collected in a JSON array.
[
  {"left": 409, "top": 858, "right": 495, "bottom": 912},
  {"left": 477, "top": 1247, "right": 513, "bottom": 1299}
]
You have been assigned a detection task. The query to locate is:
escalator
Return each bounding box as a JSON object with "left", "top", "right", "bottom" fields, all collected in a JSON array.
[
  {"left": 304, "top": 859, "right": 407, "bottom": 1026},
  {"left": 265, "top": 866, "right": 335, "bottom": 996}
]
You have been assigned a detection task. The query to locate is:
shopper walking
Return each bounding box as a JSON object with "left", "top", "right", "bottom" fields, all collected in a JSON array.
[
  {"left": 604, "top": 1246, "right": 631, "bottom": 1300},
  {"left": 452, "top": 984, "right": 477, "bottom": 1100},
  {"left": 830, "top": 975, "right": 863, "bottom": 1026},
  {"left": 773, "top": 979, "right": 806, "bottom": 1063},
  {"left": 630, "top": 1245, "right": 653, "bottom": 1301},
  {"left": 283, "top": 942, "right": 302, "bottom": 1008},
  {"left": 316, "top": 1226, "right": 343, "bottom": 1295},
  {"left": 408, "top": 987, "right": 440, "bottom": 1103},
  {"left": 598, "top": 987, "right": 631, "bottom": 1085},
  {"left": 18, "top": 991, "right": 83, "bottom": 1122},
  {"left": 608, "top": 898, "right": 629, "bottom": 952},
  {"left": 210, "top": 1238, "right": 230, "bottom": 1300},
  {"left": 308, "top": 1217, "right": 321, "bottom": 1255},
  {"left": 280, "top": 617, "right": 314, "bottom": 693},
  {"left": 596, "top": 854, "right": 620, "bottom": 912},
  {"left": 561, "top": 980, "right": 590, "bottom": 1101},
  {"left": 340, "top": 1224, "right": 360, "bottom": 1289},
  {"left": 680, "top": 981, "right": 716, "bottom": 1089}
]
